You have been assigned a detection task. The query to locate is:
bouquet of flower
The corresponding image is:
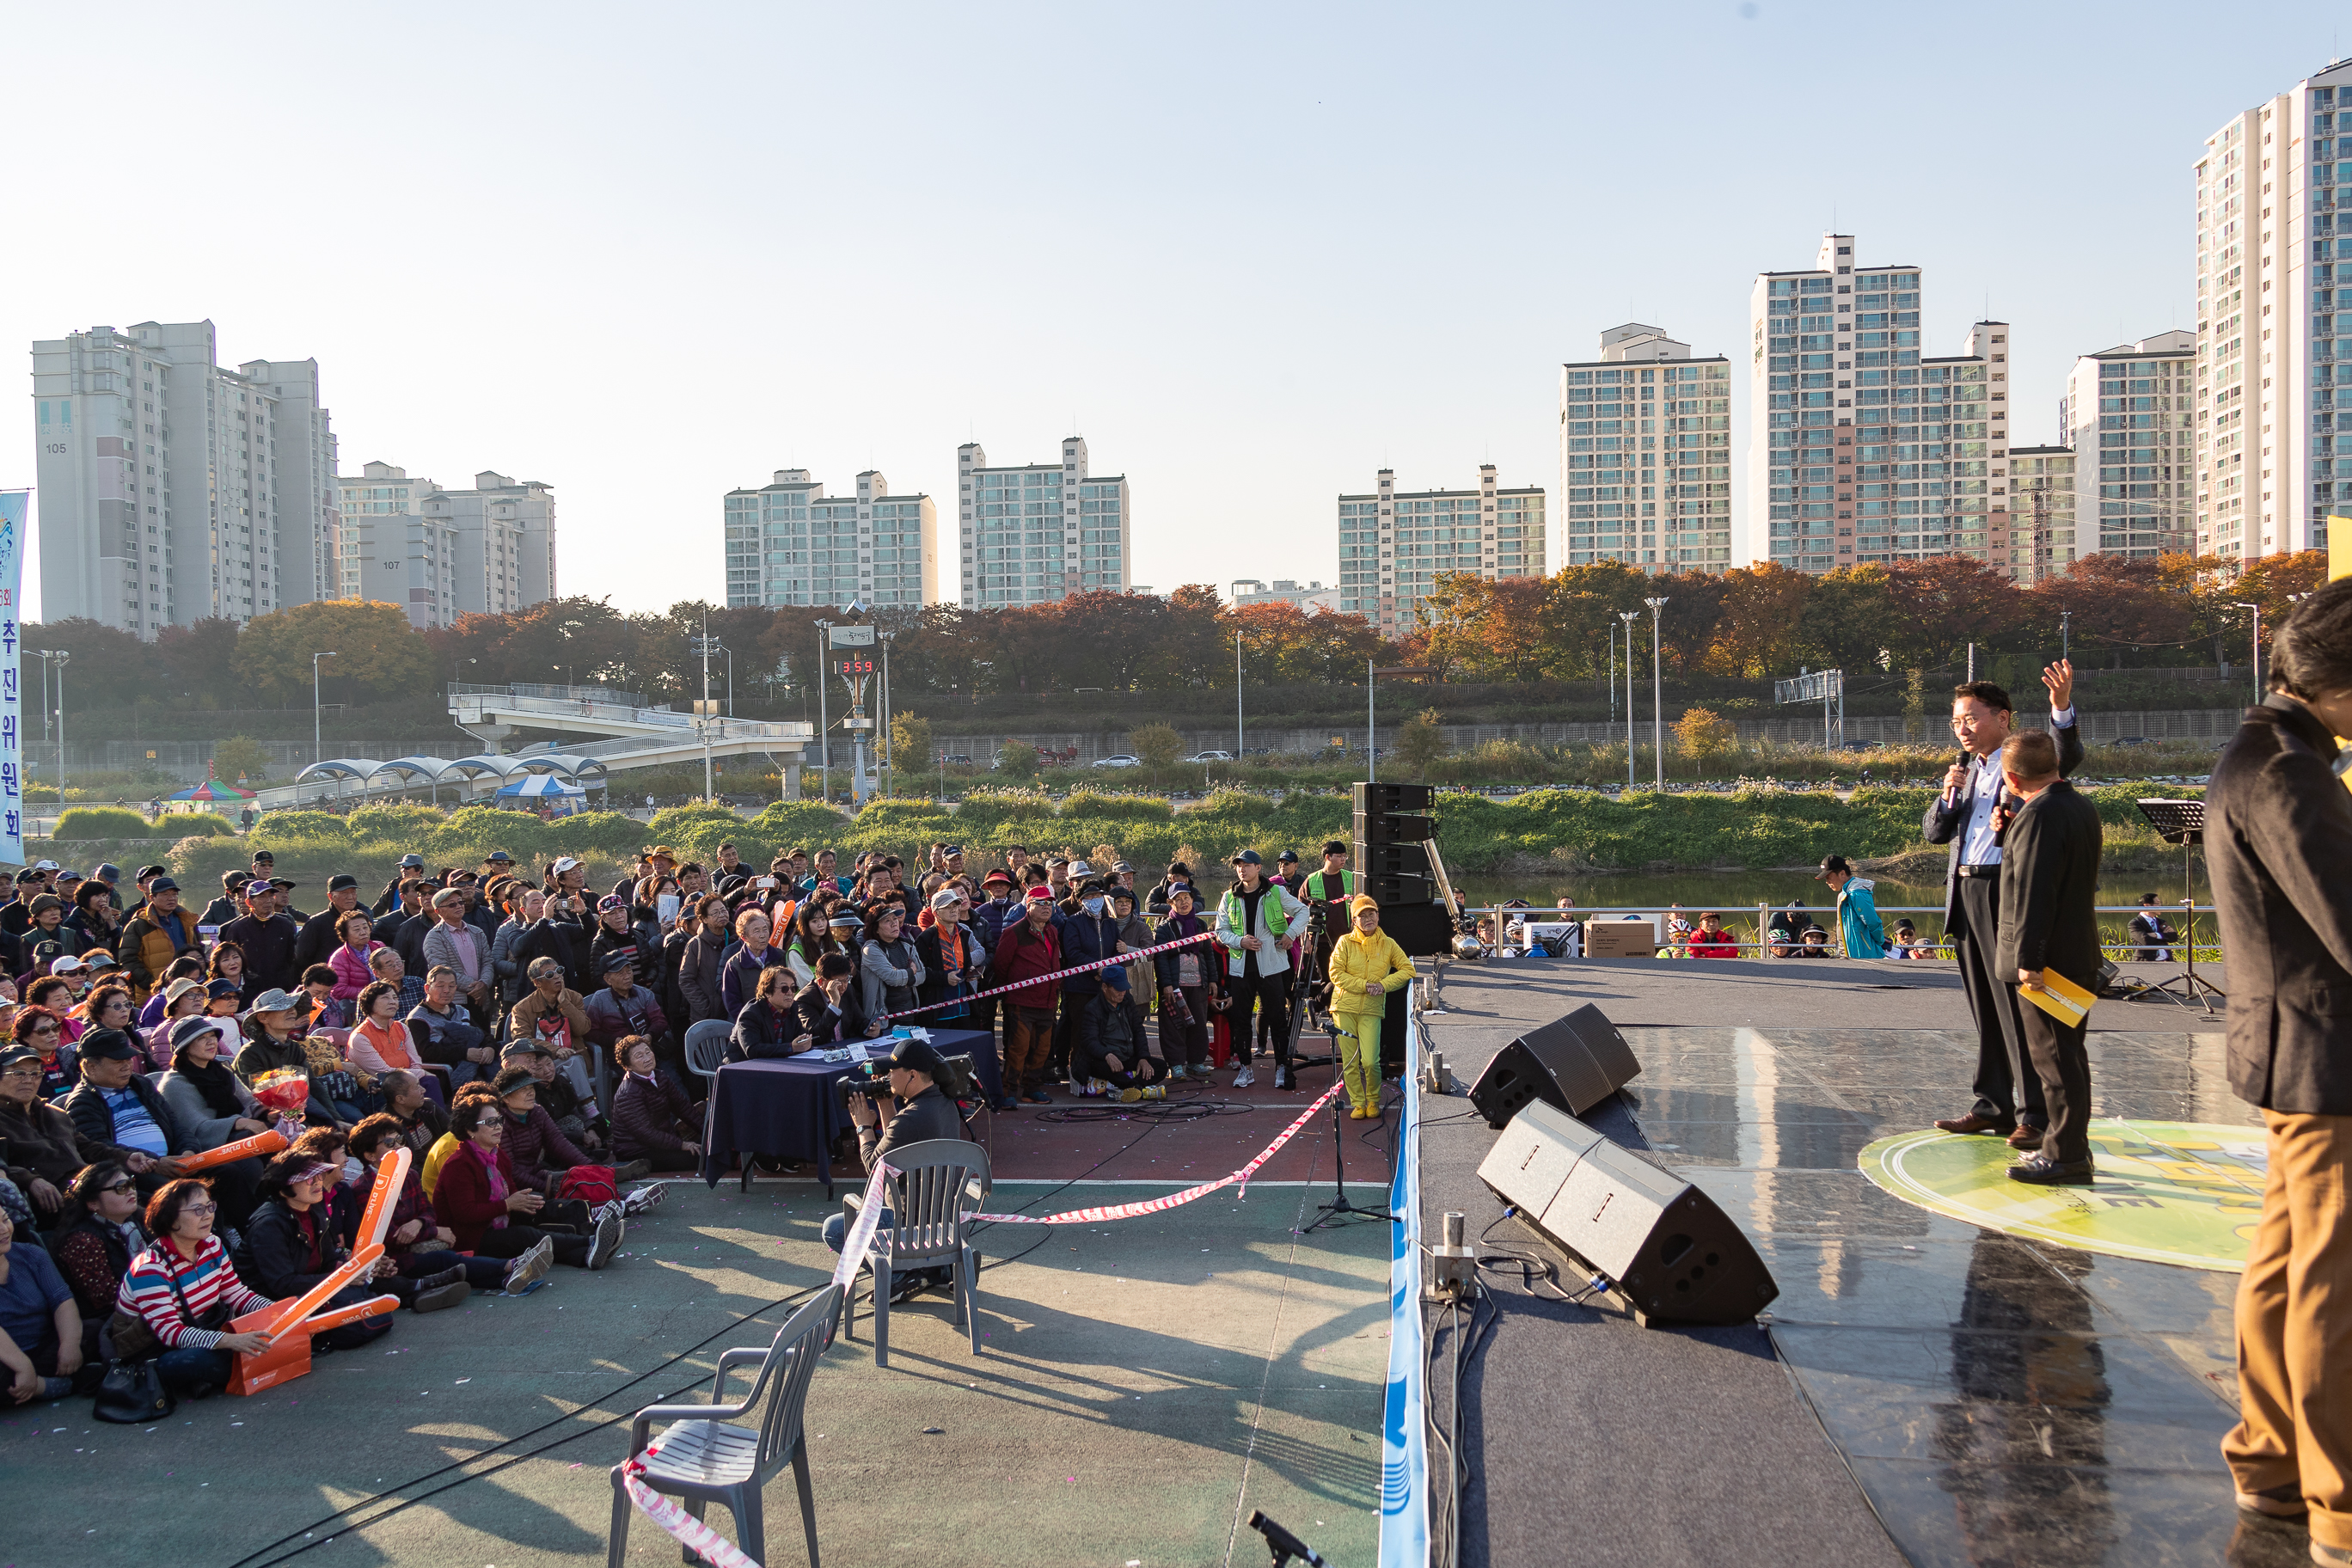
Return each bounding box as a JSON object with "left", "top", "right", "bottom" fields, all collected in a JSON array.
[{"left": 249, "top": 1065, "right": 310, "bottom": 1120}]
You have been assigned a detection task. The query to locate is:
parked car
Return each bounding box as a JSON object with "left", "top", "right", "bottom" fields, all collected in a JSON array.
[
  {"left": 1185, "top": 750, "right": 1235, "bottom": 763},
  {"left": 943, "top": 754, "right": 974, "bottom": 766},
  {"left": 1091, "top": 753, "right": 1143, "bottom": 769}
]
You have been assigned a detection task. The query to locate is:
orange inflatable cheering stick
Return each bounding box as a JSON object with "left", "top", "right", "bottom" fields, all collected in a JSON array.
[{"left": 229, "top": 1146, "right": 411, "bottom": 1395}]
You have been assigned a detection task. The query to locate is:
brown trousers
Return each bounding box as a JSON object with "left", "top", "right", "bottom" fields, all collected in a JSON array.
[
  {"left": 1001, "top": 1005, "right": 1057, "bottom": 1093},
  {"left": 2226, "top": 1109, "right": 2352, "bottom": 1547}
]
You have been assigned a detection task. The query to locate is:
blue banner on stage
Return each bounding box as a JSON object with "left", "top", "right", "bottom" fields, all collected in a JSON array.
[
  {"left": 1379, "top": 1009, "right": 1430, "bottom": 1568},
  {"left": 0, "top": 492, "right": 22, "bottom": 867}
]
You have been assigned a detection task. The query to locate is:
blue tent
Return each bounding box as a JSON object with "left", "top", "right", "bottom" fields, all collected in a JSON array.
[{"left": 493, "top": 774, "right": 587, "bottom": 815}]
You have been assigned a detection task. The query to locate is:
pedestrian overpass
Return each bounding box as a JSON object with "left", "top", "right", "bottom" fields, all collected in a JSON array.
[{"left": 251, "top": 682, "right": 819, "bottom": 809}]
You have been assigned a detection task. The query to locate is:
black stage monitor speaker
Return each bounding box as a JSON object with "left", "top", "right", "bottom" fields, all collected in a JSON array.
[
  {"left": 1467, "top": 1003, "right": 1642, "bottom": 1127},
  {"left": 1478, "top": 1099, "right": 1778, "bottom": 1326}
]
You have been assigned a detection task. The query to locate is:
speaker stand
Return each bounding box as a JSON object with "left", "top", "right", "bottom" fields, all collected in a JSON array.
[{"left": 1304, "top": 1073, "right": 1398, "bottom": 1234}]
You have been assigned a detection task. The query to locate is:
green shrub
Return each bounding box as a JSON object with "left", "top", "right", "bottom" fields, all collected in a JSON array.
[
  {"left": 1053, "top": 791, "right": 1173, "bottom": 824},
  {"left": 53, "top": 806, "right": 157, "bottom": 840},
  {"left": 749, "top": 801, "right": 851, "bottom": 847},
  {"left": 953, "top": 789, "right": 1057, "bottom": 832},
  {"left": 162, "top": 812, "right": 237, "bottom": 838},
  {"left": 346, "top": 804, "right": 444, "bottom": 841},
  {"left": 254, "top": 810, "right": 352, "bottom": 845}
]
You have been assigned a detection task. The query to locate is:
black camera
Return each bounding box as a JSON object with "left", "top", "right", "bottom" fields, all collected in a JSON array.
[{"left": 838, "top": 1062, "right": 896, "bottom": 1103}]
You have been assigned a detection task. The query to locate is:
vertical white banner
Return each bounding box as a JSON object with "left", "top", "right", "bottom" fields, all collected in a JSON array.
[{"left": 0, "top": 491, "right": 23, "bottom": 866}]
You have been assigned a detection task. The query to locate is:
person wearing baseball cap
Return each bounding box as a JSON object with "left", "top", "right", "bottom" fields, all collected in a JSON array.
[
  {"left": 220, "top": 874, "right": 303, "bottom": 995},
  {"left": 1814, "top": 854, "right": 1887, "bottom": 959},
  {"left": 1074, "top": 962, "right": 1167, "bottom": 1105},
  {"left": 120, "top": 874, "right": 199, "bottom": 1004},
  {"left": 292, "top": 873, "right": 366, "bottom": 978},
  {"left": 830, "top": 1032, "right": 966, "bottom": 1295},
  {"left": 1218, "top": 847, "right": 1308, "bottom": 1089},
  {"left": 373, "top": 854, "right": 428, "bottom": 916}
]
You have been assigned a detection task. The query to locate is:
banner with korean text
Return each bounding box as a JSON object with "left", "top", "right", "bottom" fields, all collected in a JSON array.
[{"left": 0, "top": 491, "right": 22, "bottom": 866}]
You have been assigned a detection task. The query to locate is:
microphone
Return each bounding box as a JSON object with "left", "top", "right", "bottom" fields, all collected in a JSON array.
[
  {"left": 1247, "top": 1510, "right": 1327, "bottom": 1566},
  {"left": 1945, "top": 747, "right": 1969, "bottom": 805}
]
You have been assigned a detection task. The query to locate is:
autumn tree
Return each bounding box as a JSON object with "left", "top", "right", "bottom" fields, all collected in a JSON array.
[
  {"left": 1394, "top": 707, "right": 1450, "bottom": 778},
  {"left": 1541, "top": 560, "right": 1653, "bottom": 680},
  {"left": 2032, "top": 554, "right": 2190, "bottom": 668},
  {"left": 18, "top": 618, "right": 149, "bottom": 708},
  {"left": 233, "top": 600, "right": 433, "bottom": 704},
  {"left": 1130, "top": 721, "right": 1185, "bottom": 767},
  {"left": 1705, "top": 564, "right": 1814, "bottom": 677},
  {"left": 1673, "top": 707, "right": 1738, "bottom": 759},
  {"left": 212, "top": 734, "right": 272, "bottom": 784},
  {"left": 1881, "top": 556, "right": 2028, "bottom": 672},
  {"left": 1797, "top": 566, "right": 1898, "bottom": 674}
]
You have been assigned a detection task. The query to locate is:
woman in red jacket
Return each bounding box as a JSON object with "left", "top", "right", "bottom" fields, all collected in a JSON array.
[
  {"left": 992, "top": 886, "right": 1064, "bottom": 1106},
  {"left": 434, "top": 1097, "right": 619, "bottom": 1274}
]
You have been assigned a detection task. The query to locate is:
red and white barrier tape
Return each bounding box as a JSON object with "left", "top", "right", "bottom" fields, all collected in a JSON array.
[
  {"left": 622, "top": 1456, "right": 764, "bottom": 1568},
  {"left": 880, "top": 927, "right": 1223, "bottom": 1021},
  {"left": 967, "top": 1081, "right": 1344, "bottom": 1224},
  {"left": 831, "top": 1161, "right": 897, "bottom": 1289}
]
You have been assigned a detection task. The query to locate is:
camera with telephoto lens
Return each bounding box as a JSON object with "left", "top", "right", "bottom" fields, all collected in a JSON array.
[{"left": 838, "top": 1062, "right": 897, "bottom": 1103}]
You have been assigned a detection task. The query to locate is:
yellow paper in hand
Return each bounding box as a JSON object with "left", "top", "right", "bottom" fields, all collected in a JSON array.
[{"left": 2019, "top": 970, "right": 2096, "bottom": 1026}]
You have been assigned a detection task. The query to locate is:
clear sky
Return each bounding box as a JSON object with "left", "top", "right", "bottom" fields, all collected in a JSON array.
[{"left": 9, "top": 2, "right": 2348, "bottom": 619}]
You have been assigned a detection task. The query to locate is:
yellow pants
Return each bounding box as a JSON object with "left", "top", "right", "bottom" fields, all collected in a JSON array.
[{"left": 1335, "top": 1011, "right": 1381, "bottom": 1112}]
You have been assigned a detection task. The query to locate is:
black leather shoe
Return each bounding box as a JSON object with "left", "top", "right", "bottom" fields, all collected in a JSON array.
[
  {"left": 1934, "top": 1112, "right": 2017, "bottom": 1136},
  {"left": 2007, "top": 1155, "right": 2096, "bottom": 1185}
]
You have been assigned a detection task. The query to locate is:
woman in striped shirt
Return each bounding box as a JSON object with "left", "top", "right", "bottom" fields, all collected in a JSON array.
[{"left": 114, "top": 1177, "right": 279, "bottom": 1400}]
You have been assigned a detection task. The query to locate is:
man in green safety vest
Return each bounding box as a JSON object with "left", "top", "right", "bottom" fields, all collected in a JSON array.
[
  {"left": 1215, "top": 850, "right": 1309, "bottom": 1090},
  {"left": 1299, "top": 841, "right": 1356, "bottom": 1015}
]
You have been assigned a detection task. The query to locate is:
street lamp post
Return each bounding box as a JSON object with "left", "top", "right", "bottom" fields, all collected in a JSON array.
[
  {"left": 1236, "top": 631, "right": 1245, "bottom": 758},
  {"left": 2231, "top": 601, "right": 2263, "bottom": 702},
  {"left": 1618, "top": 610, "right": 1639, "bottom": 787},
  {"left": 692, "top": 616, "right": 720, "bottom": 801},
  {"left": 312, "top": 651, "right": 336, "bottom": 774},
  {"left": 1644, "top": 596, "right": 1668, "bottom": 789},
  {"left": 813, "top": 621, "right": 832, "bottom": 803}
]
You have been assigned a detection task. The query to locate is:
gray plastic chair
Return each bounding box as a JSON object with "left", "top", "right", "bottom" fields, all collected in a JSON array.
[
  {"left": 684, "top": 1019, "right": 732, "bottom": 1082},
  {"left": 607, "top": 1282, "right": 841, "bottom": 1568},
  {"left": 836, "top": 1137, "right": 991, "bottom": 1367}
]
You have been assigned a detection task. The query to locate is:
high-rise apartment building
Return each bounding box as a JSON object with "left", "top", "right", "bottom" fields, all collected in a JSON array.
[
  {"left": 724, "top": 469, "right": 936, "bottom": 610},
  {"left": 2060, "top": 331, "right": 2197, "bottom": 561},
  {"left": 1336, "top": 465, "right": 1544, "bottom": 634},
  {"left": 956, "top": 437, "right": 1129, "bottom": 609},
  {"left": 1556, "top": 323, "right": 1732, "bottom": 571},
  {"left": 1749, "top": 236, "right": 2017, "bottom": 575},
  {"left": 2194, "top": 60, "right": 2352, "bottom": 561},
  {"left": 337, "top": 462, "right": 557, "bottom": 628},
  {"left": 2007, "top": 446, "right": 2078, "bottom": 583},
  {"left": 31, "top": 320, "right": 340, "bottom": 634}
]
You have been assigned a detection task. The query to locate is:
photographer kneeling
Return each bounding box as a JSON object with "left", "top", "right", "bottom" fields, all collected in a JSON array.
[
  {"left": 823, "top": 1037, "right": 963, "bottom": 1300},
  {"left": 1076, "top": 965, "right": 1166, "bottom": 1104}
]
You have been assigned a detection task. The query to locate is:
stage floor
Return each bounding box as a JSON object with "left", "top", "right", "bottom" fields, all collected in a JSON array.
[{"left": 1418, "top": 963, "right": 2297, "bottom": 1568}]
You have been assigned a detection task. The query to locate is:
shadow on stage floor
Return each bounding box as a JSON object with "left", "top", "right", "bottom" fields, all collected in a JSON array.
[{"left": 1418, "top": 963, "right": 2294, "bottom": 1568}]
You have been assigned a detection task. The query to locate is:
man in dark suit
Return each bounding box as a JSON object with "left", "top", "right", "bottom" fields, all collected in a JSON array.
[
  {"left": 2205, "top": 580, "right": 2352, "bottom": 1546},
  {"left": 1992, "top": 731, "right": 2104, "bottom": 1184},
  {"left": 1923, "top": 661, "right": 2084, "bottom": 1147}
]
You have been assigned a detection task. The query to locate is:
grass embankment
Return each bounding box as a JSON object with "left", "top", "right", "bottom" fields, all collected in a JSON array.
[{"left": 180, "top": 781, "right": 2204, "bottom": 893}]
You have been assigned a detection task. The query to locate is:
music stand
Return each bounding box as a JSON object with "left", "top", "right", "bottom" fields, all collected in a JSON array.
[{"left": 2134, "top": 799, "right": 2225, "bottom": 1014}]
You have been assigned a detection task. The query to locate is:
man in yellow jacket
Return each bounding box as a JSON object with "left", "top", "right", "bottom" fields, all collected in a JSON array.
[{"left": 1326, "top": 895, "right": 1417, "bottom": 1118}]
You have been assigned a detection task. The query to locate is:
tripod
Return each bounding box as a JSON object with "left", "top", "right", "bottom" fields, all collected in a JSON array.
[
  {"left": 1274, "top": 901, "right": 1333, "bottom": 1091},
  {"left": 2134, "top": 799, "right": 2226, "bottom": 1014}
]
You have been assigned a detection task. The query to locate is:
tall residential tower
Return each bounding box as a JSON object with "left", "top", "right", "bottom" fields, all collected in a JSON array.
[
  {"left": 2194, "top": 60, "right": 2352, "bottom": 561},
  {"left": 1336, "top": 465, "right": 1544, "bottom": 635},
  {"left": 724, "top": 469, "right": 936, "bottom": 609},
  {"left": 1556, "top": 323, "right": 1732, "bottom": 571},
  {"left": 2061, "top": 331, "right": 2197, "bottom": 561},
  {"left": 30, "top": 320, "right": 340, "bottom": 634},
  {"left": 1749, "top": 237, "right": 2018, "bottom": 575},
  {"left": 339, "top": 462, "right": 559, "bottom": 628},
  {"left": 956, "top": 437, "right": 1129, "bottom": 609}
]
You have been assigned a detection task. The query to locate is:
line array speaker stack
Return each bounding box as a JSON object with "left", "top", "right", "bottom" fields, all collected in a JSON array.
[
  {"left": 1467, "top": 1003, "right": 1643, "bottom": 1127},
  {"left": 1355, "top": 781, "right": 1448, "bottom": 954},
  {"left": 1479, "top": 1098, "right": 1779, "bottom": 1326}
]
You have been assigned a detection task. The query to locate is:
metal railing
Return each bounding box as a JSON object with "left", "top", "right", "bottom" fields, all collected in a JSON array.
[{"left": 1463, "top": 903, "right": 2220, "bottom": 960}]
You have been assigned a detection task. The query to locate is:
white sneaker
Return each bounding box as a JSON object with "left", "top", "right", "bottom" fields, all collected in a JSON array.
[
  {"left": 503, "top": 1235, "right": 555, "bottom": 1294},
  {"left": 585, "top": 1205, "right": 624, "bottom": 1271},
  {"left": 622, "top": 1184, "right": 665, "bottom": 1216},
  {"left": 1233, "top": 1066, "right": 1256, "bottom": 1089}
]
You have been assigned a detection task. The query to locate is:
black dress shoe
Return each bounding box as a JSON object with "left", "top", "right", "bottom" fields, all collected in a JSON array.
[
  {"left": 2007, "top": 1155, "right": 2096, "bottom": 1185},
  {"left": 1934, "top": 1112, "right": 2018, "bottom": 1136}
]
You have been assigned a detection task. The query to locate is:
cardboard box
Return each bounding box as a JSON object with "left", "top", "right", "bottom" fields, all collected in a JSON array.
[{"left": 1583, "top": 920, "right": 1657, "bottom": 959}]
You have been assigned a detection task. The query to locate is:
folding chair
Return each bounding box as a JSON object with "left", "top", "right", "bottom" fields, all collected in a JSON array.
[
  {"left": 684, "top": 1019, "right": 732, "bottom": 1084},
  {"left": 608, "top": 1283, "right": 841, "bottom": 1568},
  {"left": 836, "top": 1138, "right": 992, "bottom": 1367}
]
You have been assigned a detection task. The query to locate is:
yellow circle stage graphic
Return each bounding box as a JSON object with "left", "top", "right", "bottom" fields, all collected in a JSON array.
[{"left": 1858, "top": 1120, "right": 2266, "bottom": 1272}]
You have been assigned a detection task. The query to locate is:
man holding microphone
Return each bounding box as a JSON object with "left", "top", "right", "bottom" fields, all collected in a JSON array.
[{"left": 1924, "top": 660, "right": 2082, "bottom": 1148}]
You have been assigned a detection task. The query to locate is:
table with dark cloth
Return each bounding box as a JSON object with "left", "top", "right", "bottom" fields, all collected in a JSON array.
[{"left": 699, "top": 1027, "right": 1001, "bottom": 1197}]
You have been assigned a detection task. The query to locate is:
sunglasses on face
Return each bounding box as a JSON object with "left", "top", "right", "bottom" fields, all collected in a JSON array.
[{"left": 102, "top": 1180, "right": 137, "bottom": 1196}]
